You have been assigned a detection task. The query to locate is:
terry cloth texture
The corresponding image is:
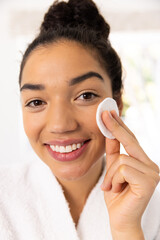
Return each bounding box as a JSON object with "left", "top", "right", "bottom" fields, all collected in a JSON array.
[{"left": 0, "top": 159, "right": 160, "bottom": 240}]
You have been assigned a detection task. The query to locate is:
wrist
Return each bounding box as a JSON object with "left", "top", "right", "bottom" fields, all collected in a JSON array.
[{"left": 111, "top": 227, "right": 145, "bottom": 240}]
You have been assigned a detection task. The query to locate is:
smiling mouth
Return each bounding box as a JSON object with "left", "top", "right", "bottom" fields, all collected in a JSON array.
[
  {"left": 45, "top": 139, "right": 91, "bottom": 162},
  {"left": 49, "top": 140, "right": 89, "bottom": 153}
]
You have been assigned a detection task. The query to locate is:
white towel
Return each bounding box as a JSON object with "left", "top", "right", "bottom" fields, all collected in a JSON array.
[{"left": 0, "top": 159, "right": 159, "bottom": 240}]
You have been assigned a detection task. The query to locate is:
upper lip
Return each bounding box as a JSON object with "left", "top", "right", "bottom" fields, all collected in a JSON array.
[{"left": 45, "top": 138, "right": 90, "bottom": 146}]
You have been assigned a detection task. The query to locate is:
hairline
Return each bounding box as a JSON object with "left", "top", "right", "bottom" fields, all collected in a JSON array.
[{"left": 19, "top": 37, "right": 110, "bottom": 87}]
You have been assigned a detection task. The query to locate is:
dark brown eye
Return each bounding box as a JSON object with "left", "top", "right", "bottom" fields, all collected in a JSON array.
[
  {"left": 78, "top": 92, "right": 98, "bottom": 101},
  {"left": 83, "top": 93, "right": 93, "bottom": 99},
  {"left": 26, "top": 99, "right": 45, "bottom": 108}
]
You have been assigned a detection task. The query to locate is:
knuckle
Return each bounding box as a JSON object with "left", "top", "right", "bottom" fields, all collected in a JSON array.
[
  {"left": 124, "top": 135, "right": 137, "bottom": 148},
  {"left": 155, "top": 164, "right": 160, "bottom": 174},
  {"left": 118, "top": 154, "right": 127, "bottom": 165},
  {"left": 155, "top": 174, "right": 160, "bottom": 185},
  {"left": 118, "top": 164, "right": 127, "bottom": 174},
  {"left": 149, "top": 162, "right": 160, "bottom": 173}
]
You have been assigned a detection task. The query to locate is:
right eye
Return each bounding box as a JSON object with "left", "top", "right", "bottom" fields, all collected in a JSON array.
[{"left": 25, "top": 99, "right": 46, "bottom": 108}]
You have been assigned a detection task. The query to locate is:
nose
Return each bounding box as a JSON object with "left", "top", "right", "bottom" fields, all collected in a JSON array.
[{"left": 45, "top": 100, "right": 79, "bottom": 134}]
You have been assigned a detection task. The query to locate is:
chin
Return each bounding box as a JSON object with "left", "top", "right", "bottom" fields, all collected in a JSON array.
[
  {"left": 56, "top": 169, "right": 89, "bottom": 181},
  {"left": 51, "top": 157, "right": 103, "bottom": 183},
  {"left": 53, "top": 164, "right": 91, "bottom": 182}
]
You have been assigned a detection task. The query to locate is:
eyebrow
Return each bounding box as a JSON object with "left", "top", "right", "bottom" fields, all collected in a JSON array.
[
  {"left": 20, "top": 83, "right": 45, "bottom": 92},
  {"left": 20, "top": 71, "right": 104, "bottom": 92},
  {"left": 69, "top": 71, "right": 104, "bottom": 86}
]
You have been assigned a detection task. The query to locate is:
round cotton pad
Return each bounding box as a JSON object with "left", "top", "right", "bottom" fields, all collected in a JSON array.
[{"left": 96, "top": 97, "right": 119, "bottom": 139}]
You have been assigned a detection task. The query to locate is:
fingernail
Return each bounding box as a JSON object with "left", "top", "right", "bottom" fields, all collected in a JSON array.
[{"left": 101, "top": 181, "right": 112, "bottom": 191}]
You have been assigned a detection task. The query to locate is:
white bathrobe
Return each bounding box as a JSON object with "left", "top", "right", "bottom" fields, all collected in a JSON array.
[{"left": 0, "top": 158, "right": 160, "bottom": 240}]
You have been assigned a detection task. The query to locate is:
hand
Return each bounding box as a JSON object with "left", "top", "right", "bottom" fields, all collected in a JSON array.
[{"left": 101, "top": 110, "right": 160, "bottom": 239}]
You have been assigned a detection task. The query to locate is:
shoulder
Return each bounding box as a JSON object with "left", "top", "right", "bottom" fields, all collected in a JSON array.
[
  {"left": 0, "top": 159, "right": 56, "bottom": 216},
  {"left": 0, "top": 160, "right": 51, "bottom": 195},
  {"left": 0, "top": 159, "right": 57, "bottom": 198},
  {"left": 0, "top": 161, "right": 34, "bottom": 185},
  {"left": 0, "top": 161, "right": 35, "bottom": 218}
]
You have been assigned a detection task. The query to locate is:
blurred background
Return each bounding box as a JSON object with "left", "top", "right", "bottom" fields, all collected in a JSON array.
[{"left": 0, "top": 0, "right": 160, "bottom": 184}]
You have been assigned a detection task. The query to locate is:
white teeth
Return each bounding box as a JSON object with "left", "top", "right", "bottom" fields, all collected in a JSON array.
[
  {"left": 50, "top": 145, "right": 57, "bottom": 152},
  {"left": 66, "top": 145, "right": 72, "bottom": 153},
  {"left": 56, "top": 145, "right": 59, "bottom": 152},
  {"left": 50, "top": 145, "right": 54, "bottom": 151},
  {"left": 77, "top": 143, "right": 81, "bottom": 148},
  {"left": 50, "top": 142, "right": 85, "bottom": 153},
  {"left": 72, "top": 144, "right": 77, "bottom": 150},
  {"left": 60, "top": 146, "right": 66, "bottom": 153}
]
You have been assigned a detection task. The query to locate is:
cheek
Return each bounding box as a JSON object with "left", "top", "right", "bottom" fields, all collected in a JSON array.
[
  {"left": 84, "top": 115, "right": 99, "bottom": 135},
  {"left": 82, "top": 110, "right": 105, "bottom": 160},
  {"left": 78, "top": 106, "right": 105, "bottom": 141},
  {"left": 22, "top": 112, "right": 42, "bottom": 142}
]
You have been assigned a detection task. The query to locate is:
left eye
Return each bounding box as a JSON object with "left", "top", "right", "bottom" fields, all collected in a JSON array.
[{"left": 77, "top": 92, "right": 98, "bottom": 101}]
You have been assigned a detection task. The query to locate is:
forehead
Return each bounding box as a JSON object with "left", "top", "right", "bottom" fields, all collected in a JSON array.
[{"left": 21, "top": 40, "right": 109, "bottom": 87}]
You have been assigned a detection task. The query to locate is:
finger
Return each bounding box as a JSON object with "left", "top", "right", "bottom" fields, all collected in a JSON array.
[
  {"left": 110, "top": 110, "right": 138, "bottom": 141},
  {"left": 111, "top": 169, "right": 126, "bottom": 193},
  {"left": 102, "top": 110, "right": 151, "bottom": 165},
  {"left": 103, "top": 109, "right": 120, "bottom": 170},
  {"left": 105, "top": 137, "right": 120, "bottom": 171},
  {"left": 111, "top": 165, "right": 159, "bottom": 195},
  {"left": 101, "top": 154, "right": 159, "bottom": 191},
  {"left": 103, "top": 110, "right": 120, "bottom": 170}
]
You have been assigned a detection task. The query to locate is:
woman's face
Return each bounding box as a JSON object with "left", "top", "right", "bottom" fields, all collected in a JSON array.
[{"left": 20, "top": 40, "right": 113, "bottom": 181}]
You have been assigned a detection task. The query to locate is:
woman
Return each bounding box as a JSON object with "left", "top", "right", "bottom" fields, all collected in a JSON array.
[{"left": 0, "top": 0, "right": 159, "bottom": 239}]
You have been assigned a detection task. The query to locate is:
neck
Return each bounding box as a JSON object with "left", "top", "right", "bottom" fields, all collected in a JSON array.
[{"left": 57, "top": 157, "right": 104, "bottom": 225}]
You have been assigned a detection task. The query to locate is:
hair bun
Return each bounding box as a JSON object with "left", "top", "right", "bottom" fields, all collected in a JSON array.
[{"left": 40, "top": 0, "right": 110, "bottom": 39}]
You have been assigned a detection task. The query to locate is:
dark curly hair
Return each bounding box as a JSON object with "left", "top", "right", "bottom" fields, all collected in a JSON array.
[{"left": 19, "top": 0, "right": 123, "bottom": 104}]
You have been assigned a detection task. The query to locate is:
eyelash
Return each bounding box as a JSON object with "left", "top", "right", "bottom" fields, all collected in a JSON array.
[
  {"left": 25, "top": 91, "right": 99, "bottom": 108},
  {"left": 25, "top": 99, "right": 46, "bottom": 108},
  {"left": 77, "top": 91, "right": 99, "bottom": 101}
]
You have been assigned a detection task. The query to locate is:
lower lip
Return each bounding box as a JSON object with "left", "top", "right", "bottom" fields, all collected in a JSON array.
[{"left": 46, "top": 140, "right": 90, "bottom": 162}]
